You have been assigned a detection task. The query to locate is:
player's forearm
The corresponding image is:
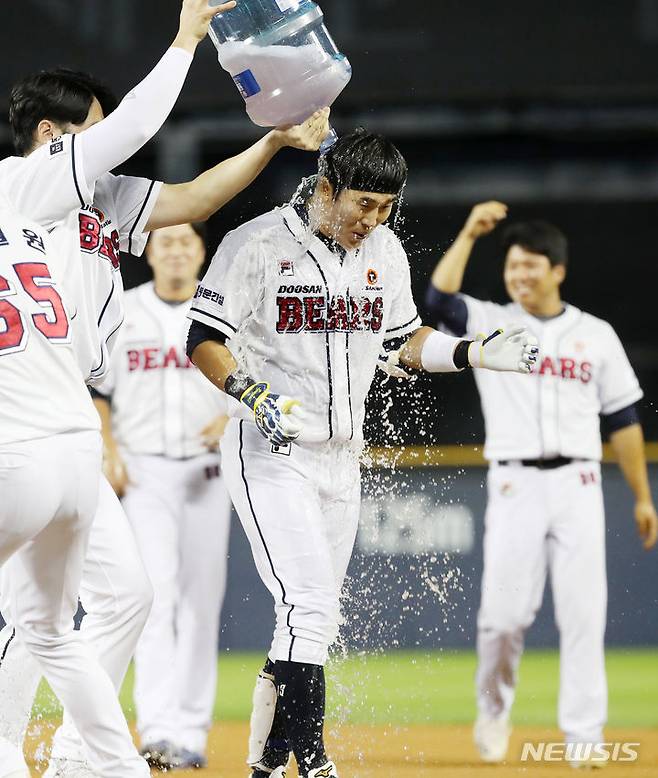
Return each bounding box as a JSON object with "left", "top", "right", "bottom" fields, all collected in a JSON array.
[
  {"left": 430, "top": 230, "right": 476, "bottom": 293},
  {"left": 400, "top": 327, "right": 463, "bottom": 372},
  {"left": 147, "top": 133, "right": 284, "bottom": 229},
  {"left": 79, "top": 47, "right": 193, "bottom": 188},
  {"left": 610, "top": 423, "right": 653, "bottom": 502},
  {"left": 93, "top": 397, "right": 117, "bottom": 449},
  {"left": 190, "top": 340, "right": 238, "bottom": 392}
]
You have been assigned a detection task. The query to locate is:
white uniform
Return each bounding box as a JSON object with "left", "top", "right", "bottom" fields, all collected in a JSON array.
[
  {"left": 453, "top": 296, "right": 642, "bottom": 745},
  {"left": 0, "top": 139, "right": 159, "bottom": 769},
  {"left": 0, "top": 201, "right": 149, "bottom": 777},
  {"left": 189, "top": 204, "right": 421, "bottom": 665},
  {"left": 97, "top": 281, "right": 232, "bottom": 754}
]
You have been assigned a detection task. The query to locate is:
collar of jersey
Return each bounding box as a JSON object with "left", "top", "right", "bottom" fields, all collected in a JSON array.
[{"left": 286, "top": 202, "right": 348, "bottom": 261}]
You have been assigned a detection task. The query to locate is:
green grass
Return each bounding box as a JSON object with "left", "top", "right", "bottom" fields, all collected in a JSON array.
[{"left": 35, "top": 648, "right": 658, "bottom": 728}]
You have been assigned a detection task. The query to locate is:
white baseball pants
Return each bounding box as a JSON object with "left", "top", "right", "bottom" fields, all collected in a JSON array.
[
  {"left": 476, "top": 461, "right": 607, "bottom": 744},
  {"left": 122, "top": 452, "right": 232, "bottom": 754},
  {"left": 0, "top": 472, "right": 153, "bottom": 766},
  {"left": 222, "top": 420, "right": 361, "bottom": 667},
  {"left": 0, "top": 431, "right": 149, "bottom": 777}
]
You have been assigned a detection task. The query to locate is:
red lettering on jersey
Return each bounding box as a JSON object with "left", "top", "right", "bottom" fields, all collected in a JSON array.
[
  {"left": 327, "top": 295, "right": 348, "bottom": 331},
  {"left": 143, "top": 347, "right": 159, "bottom": 370},
  {"left": 79, "top": 213, "right": 101, "bottom": 253},
  {"left": 371, "top": 297, "right": 384, "bottom": 332},
  {"left": 580, "top": 361, "right": 592, "bottom": 384},
  {"left": 349, "top": 296, "right": 363, "bottom": 331},
  {"left": 276, "top": 296, "right": 304, "bottom": 333},
  {"left": 560, "top": 357, "right": 577, "bottom": 380},
  {"left": 539, "top": 356, "right": 558, "bottom": 376},
  {"left": 163, "top": 345, "right": 181, "bottom": 368},
  {"left": 304, "top": 297, "right": 325, "bottom": 331},
  {"left": 99, "top": 229, "right": 121, "bottom": 269},
  {"left": 127, "top": 349, "right": 140, "bottom": 371}
]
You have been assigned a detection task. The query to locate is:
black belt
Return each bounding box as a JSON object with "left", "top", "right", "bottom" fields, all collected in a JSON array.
[{"left": 497, "top": 456, "right": 577, "bottom": 470}]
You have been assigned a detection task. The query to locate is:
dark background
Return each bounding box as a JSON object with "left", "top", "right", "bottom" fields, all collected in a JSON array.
[{"left": 4, "top": 0, "right": 658, "bottom": 445}]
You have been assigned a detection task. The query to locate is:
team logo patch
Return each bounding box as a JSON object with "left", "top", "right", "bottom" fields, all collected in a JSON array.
[
  {"left": 49, "top": 139, "right": 64, "bottom": 156},
  {"left": 271, "top": 442, "right": 292, "bottom": 456},
  {"left": 279, "top": 259, "right": 295, "bottom": 277},
  {"left": 500, "top": 482, "right": 514, "bottom": 497},
  {"left": 367, "top": 268, "right": 378, "bottom": 286}
]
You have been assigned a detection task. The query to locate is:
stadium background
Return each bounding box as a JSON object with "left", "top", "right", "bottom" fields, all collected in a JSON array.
[{"left": 1, "top": 1, "right": 657, "bottom": 774}]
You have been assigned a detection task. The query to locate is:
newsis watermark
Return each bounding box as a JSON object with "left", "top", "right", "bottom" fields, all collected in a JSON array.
[{"left": 520, "top": 741, "right": 640, "bottom": 764}]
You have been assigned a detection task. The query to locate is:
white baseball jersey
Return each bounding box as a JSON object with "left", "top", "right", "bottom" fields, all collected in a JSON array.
[
  {"left": 98, "top": 282, "right": 228, "bottom": 459},
  {"left": 0, "top": 198, "right": 98, "bottom": 445},
  {"left": 188, "top": 204, "right": 422, "bottom": 444},
  {"left": 0, "top": 135, "right": 162, "bottom": 385},
  {"left": 458, "top": 296, "right": 643, "bottom": 462}
]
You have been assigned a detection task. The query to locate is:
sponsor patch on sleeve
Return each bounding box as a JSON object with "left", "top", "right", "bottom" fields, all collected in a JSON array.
[{"left": 194, "top": 284, "right": 224, "bottom": 307}]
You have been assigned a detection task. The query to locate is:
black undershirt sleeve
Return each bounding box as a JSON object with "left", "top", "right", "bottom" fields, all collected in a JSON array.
[
  {"left": 602, "top": 403, "right": 640, "bottom": 434},
  {"left": 186, "top": 319, "right": 227, "bottom": 359},
  {"left": 424, "top": 286, "right": 469, "bottom": 337}
]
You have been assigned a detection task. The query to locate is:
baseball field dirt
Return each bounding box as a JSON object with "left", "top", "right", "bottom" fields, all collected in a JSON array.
[{"left": 25, "top": 722, "right": 658, "bottom": 778}]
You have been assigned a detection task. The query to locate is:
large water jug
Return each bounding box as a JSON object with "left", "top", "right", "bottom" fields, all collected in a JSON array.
[{"left": 209, "top": 0, "right": 352, "bottom": 128}]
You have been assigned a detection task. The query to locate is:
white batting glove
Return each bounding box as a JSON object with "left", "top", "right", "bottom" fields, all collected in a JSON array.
[
  {"left": 376, "top": 347, "right": 413, "bottom": 380},
  {"left": 468, "top": 325, "right": 539, "bottom": 374},
  {"left": 241, "top": 382, "right": 305, "bottom": 446}
]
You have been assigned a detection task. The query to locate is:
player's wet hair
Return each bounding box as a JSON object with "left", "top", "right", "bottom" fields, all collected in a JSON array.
[
  {"left": 318, "top": 127, "right": 408, "bottom": 198},
  {"left": 501, "top": 221, "right": 569, "bottom": 267},
  {"left": 9, "top": 68, "right": 118, "bottom": 156}
]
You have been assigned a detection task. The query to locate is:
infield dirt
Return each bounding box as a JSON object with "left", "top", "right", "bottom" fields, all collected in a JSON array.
[{"left": 26, "top": 722, "right": 658, "bottom": 777}]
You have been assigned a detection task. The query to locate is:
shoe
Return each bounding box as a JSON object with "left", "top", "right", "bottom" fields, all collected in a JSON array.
[
  {"left": 0, "top": 736, "right": 29, "bottom": 778},
  {"left": 250, "top": 768, "right": 287, "bottom": 778},
  {"left": 307, "top": 762, "right": 339, "bottom": 778},
  {"left": 474, "top": 715, "right": 511, "bottom": 763},
  {"left": 43, "top": 759, "right": 97, "bottom": 777},
  {"left": 140, "top": 741, "right": 177, "bottom": 770},
  {"left": 250, "top": 764, "right": 288, "bottom": 777},
  {"left": 173, "top": 749, "right": 207, "bottom": 769}
]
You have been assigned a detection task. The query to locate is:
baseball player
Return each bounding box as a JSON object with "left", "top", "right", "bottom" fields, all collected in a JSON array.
[
  {"left": 0, "top": 1, "right": 329, "bottom": 774},
  {"left": 425, "top": 202, "right": 658, "bottom": 768},
  {"left": 185, "top": 130, "right": 539, "bottom": 778},
  {"left": 93, "top": 223, "right": 233, "bottom": 770},
  {"left": 0, "top": 195, "right": 150, "bottom": 777}
]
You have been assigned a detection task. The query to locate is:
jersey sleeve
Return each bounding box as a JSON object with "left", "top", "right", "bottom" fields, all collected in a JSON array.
[
  {"left": 597, "top": 322, "right": 643, "bottom": 415},
  {"left": 384, "top": 237, "right": 422, "bottom": 340},
  {"left": 0, "top": 135, "right": 92, "bottom": 228},
  {"left": 187, "top": 231, "right": 264, "bottom": 340},
  {"left": 108, "top": 174, "right": 163, "bottom": 256}
]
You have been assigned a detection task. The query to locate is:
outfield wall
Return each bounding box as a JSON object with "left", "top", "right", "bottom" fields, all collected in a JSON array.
[{"left": 219, "top": 461, "right": 658, "bottom": 652}]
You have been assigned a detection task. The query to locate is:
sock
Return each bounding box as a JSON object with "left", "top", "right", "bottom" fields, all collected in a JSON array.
[
  {"left": 259, "top": 658, "right": 290, "bottom": 769},
  {"left": 274, "top": 660, "right": 327, "bottom": 776}
]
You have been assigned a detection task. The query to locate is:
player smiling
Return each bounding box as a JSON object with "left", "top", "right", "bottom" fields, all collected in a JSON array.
[
  {"left": 186, "top": 130, "right": 539, "bottom": 778},
  {"left": 426, "top": 202, "right": 658, "bottom": 768}
]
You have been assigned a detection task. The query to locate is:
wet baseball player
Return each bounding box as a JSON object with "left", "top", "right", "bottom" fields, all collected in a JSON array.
[
  {"left": 0, "top": 195, "right": 149, "bottom": 777},
  {"left": 94, "top": 223, "right": 233, "bottom": 770},
  {"left": 426, "top": 202, "right": 658, "bottom": 768},
  {"left": 0, "top": 1, "right": 330, "bottom": 774},
  {"left": 185, "top": 130, "right": 539, "bottom": 778}
]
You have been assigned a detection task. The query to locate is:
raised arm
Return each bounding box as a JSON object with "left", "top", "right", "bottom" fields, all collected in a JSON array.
[
  {"left": 147, "top": 109, "right": 330, "bottom": 229},
  {"left": 79, "top": 0, "right": 237, "bottom": 188},
  {"left": 430, "top": 201, "right": 508, "bottom": 293}
]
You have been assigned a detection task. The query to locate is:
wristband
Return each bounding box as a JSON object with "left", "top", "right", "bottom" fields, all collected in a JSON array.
[
  {"left": 453, "top": 340, "right": 474, "bottom": 370},
  {"left": 420, "top": 330, "right": 464, "bottom": 373}
]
